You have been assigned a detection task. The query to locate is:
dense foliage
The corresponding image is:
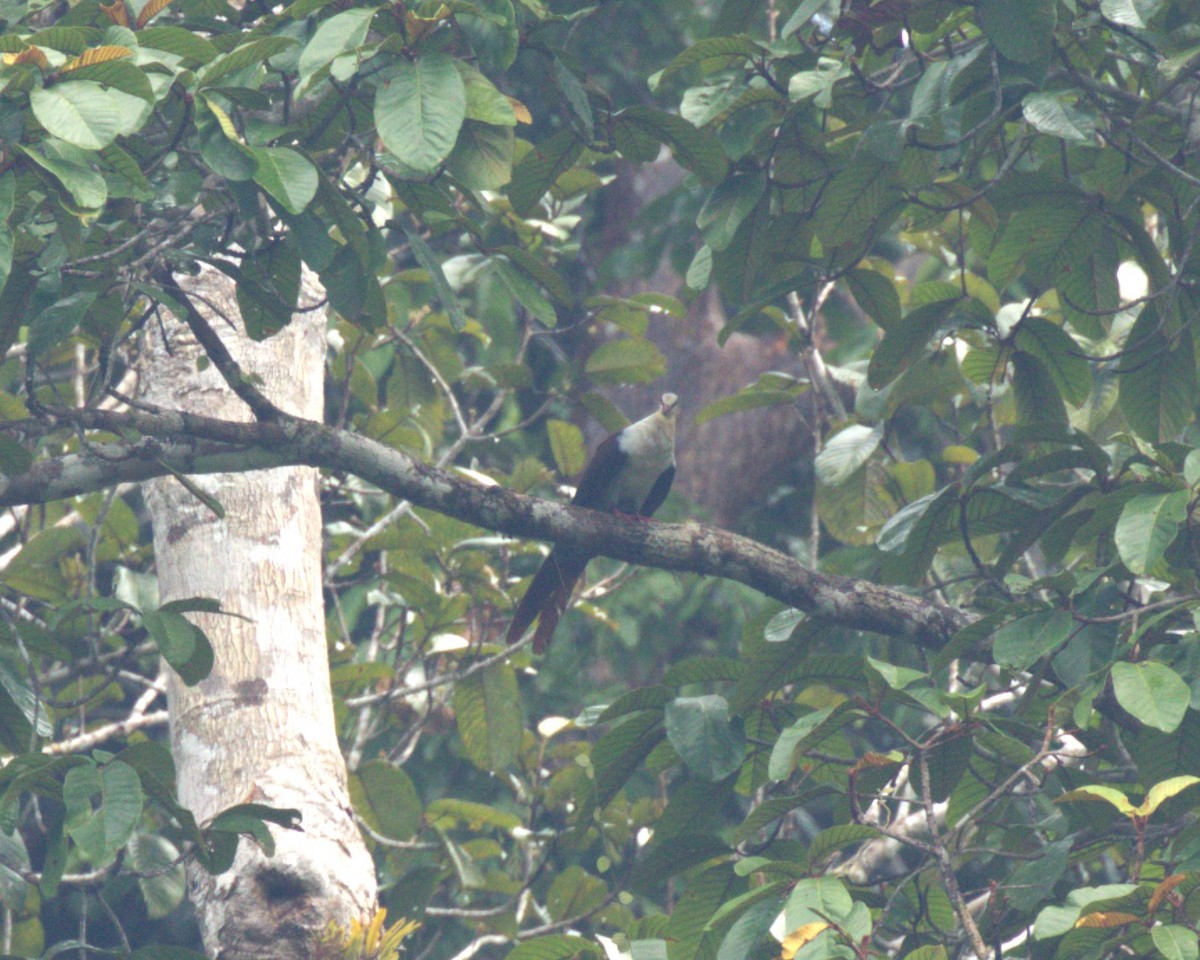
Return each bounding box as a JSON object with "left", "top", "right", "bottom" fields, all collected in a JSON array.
[{"left": 0, "top": 0, "right": 1200, "bottom": 957}]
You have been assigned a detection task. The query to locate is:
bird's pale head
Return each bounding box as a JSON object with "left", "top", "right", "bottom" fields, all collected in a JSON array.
[{"left": 660, "top": 393, "right": 679, "bottom": 418}]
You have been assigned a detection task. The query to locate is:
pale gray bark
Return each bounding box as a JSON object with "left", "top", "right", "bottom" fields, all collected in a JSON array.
[{"left": 138, "top": 266, "right": 375, "bottom": 958}]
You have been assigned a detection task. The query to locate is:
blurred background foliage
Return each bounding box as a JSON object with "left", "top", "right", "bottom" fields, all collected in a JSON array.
[{"left": 1, "top": 0, "right": 1200, "bottom": 957}]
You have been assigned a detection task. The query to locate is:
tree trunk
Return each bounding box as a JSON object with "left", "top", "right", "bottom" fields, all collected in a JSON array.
[{"left": 139, "top": 266, "right": 375, "bottom": 958}]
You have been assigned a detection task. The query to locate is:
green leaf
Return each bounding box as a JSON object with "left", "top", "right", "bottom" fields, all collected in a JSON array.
[
  {"left": 867, "top": 299, "right": 954, "bottom": 389},
  {"left": 454, "top": 661, "right": 522, "bottom": 771},
  {"left": 63, "top": 760, "right": 144, "bottom": 866},
  {"left": 814, "top": 424, "right": 883, "bottom": 486},
  {"left": 545, "top": 419, "right": 586, "bottom": 477},
  {"left": 845, "top": 268, "right": 901, "bottom": 328},
  {"left": 696, "top": 172, "right": 765, "bottom": 252},
  {"left": 30, "top": 81, "right": 144, "bottom": 150},
  {"left": 457, "top": 0, "right": 518, "bottom": 73},
  {"left": 1118, "top": 308, "right": 1196, "bottom": 443},
  {"left": 19, "top": 143, "right": 107, "bottom": 209},
  {"left": 992, "top": 610, "right": 1073, "bottom": 671},
  {"left": 546, "top": 865, "right": 608, "bottom": 922},
  {"left": 768, "top": 706, "right": 836, "bottom": 781},
  {"left": 27, "top": 290, "right": 97, "bottom": 357},
  {"left": 136, "top": 26, "right": 219, "bottom": 64},
  {"left": 664, "top": 696, "right": 744, "bottom": 782},
  {"left": 977, "top": 0, "right": 1055, "bottom": 63},
  {"left": 584, "top": 339, "right": 667, "bottom": 385},
  {"left": 1012, "top": 351, "right": 1067, "bottom": 429},
  {"left": 1110, "top": 661, "right": 1190, "bottom": 734},
  {"left": 1152, "top": 925, "right": 1199, "bottom": 960},
  {"left": 503, "top": 935, "right": 602, "bottom": 960},
  {"left": 614, "top": 106, "right": 728, "bottom": 184},
  {"left": 375, "top": 54, "right": 466, "bottom": 174},
  {"left": 593, "top": 711, "right": 665, "bottom": 808},
  {"left": 350, "top": 759, "right": 421, "bottom": 841},
  {"left": 297, "top": 7, "right": 378, "bottom": 92},
  {"left": 141, "top": 609, "right": 215, "bottom": 686},
  {"left": 1022, "top": 92, "right": 1096, "bottom": 143},
  {"left": 494, "top": 257, "right": 555, "bottom": 326},
  {"left": 198, "top": 36, "right": 298, "bottom": 87},
  {"left": 655, "top": 35, "right": 761, "bottom": 86},
  {"left": 508, "top": 127, "right": 583, "bottom": 216},
  {"left": 250, "top": 147, "right": 318, "bottom": 214},
  {"left": 128, "top": 833, "right": 185, "bottom": 919},
  {"left": 630, "top": 833, "right": 729, "bottom": 894},
  {"left": 1114, "top": 490, "right": 1188, "bottom": 575},
  {"left": 457, "top": 62, "right": 518, "bottom": 126},
  {"left": 812, "top": 160, "right": 891, "bottom": 248},
  {"left": 1100, "top": 0, "right": 1164, "bottom": 29},
  {"left": 447, "top": 120, "right": 515, "bottom": 190},
  {"left": 1014, "top": 317, "right": 1091, "bottom": 406},
  {"left": 399, "top": 220, "right": 467, "bottom": 330}
]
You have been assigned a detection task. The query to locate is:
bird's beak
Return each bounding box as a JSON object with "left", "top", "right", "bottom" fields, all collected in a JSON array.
[{"left": 660, "top": 393, "right": 679, "bottom": 417}]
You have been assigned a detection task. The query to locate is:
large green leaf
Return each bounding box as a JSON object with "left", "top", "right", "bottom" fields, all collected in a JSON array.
[
  {"left": 977, "top": 0, "right": 1056, "bottom": 62},
  {"left": 296, "top": 6, "right": 378, "bottom": 92},
  {"left": 375, "top": 54, "right": 466, "bottom": 174},
  {"left": 1118, "top": 308, "right": 1196, "bottom": 442},
  {"left": 664, "top": 696, "right": 744, "bottom": 782},
  {"left": 1014, "top": 317, "right": 1091, "bottom": 406},
  {"left": 991, "top": 610, "right": 1074, "bottom": 671},
  {"left": 141, "top": 609, "right": 215, "bottom": 686},
  {"left": 814, "top": 424, "right": 883, "bottom": 487},
  {"left": 350, "top": 759, "right": 421, "bottom": 841},
  {"left": 613, "top": 106, "right": 728, "bottom": 184},
  {"left": 1113, "top": 489, "right": 1188, "bottom": 575},
  {"left": 454, "top": 661, "right": 522, "bottom": 772},
  {"left": 867, "top": 299, "right": 954, "bottom": 388},
  {"left": 30, "top": 81, "right": 145, "bottom": 150},
  {"left": 509, "top": 127, "right": 584, "bottom": 215},
  {"left": 585, "top": 338, "right": 667, "bottom": 384},
  {"left": 250, "top": 146, "right": 318, "bottom": 214},
  {"left": 696, "top": 172, "right": 765, "bottom": 252},
  {"left": 63, "top": 760, "right": 144, "bottom": 866},
  {"left": 1110, "top": 661, "right": 1190, "bottom": 734}
]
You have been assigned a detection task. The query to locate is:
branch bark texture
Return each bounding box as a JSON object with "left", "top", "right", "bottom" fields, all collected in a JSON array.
[{"left": 3, "top": 408, "right": 971, "bottom": 648}]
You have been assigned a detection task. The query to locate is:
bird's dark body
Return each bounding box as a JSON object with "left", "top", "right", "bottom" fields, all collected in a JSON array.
[{"left": 507, "top": 395, "right": 678, "bottom": 652}]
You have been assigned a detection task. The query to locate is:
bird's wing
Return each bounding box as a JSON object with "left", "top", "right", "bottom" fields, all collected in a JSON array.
[
  {"left": 639, "top": 464, "right": 676, "bottom": 517},
  {"left": 570, "top": 433, "right": 625, "bottom": 508}
]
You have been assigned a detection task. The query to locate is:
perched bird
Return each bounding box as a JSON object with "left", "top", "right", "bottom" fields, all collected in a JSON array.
[{"left": 507, "top": 393, "right": 679, "bottom": 652}]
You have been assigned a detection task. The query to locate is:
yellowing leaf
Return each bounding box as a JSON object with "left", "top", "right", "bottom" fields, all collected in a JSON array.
[
  {"left": 135, "top": 0, "right": 173, "bottom": 28},
  {"left": 4, "top": 46, "right": 49, "bottom": 68},
  {"left": 509, "top": 96, "right": 532, "bottom": 124},
  {"left": 405, "top": 4, "right": 450, "bottom": 43},
  {"left": 1074, "top": 911, "right": 1140, "bottom": 928},
  {"left": 1055, "top": 784, "right": 1136, "bottom": 816},
  {"left": 201, "top": 94, "right": 242, "bottom": 142},
  {"left": 62, "top": 45, "right": 135, "bottom": 72},
  {"left": 942, "top": 444, "right": 979, "bottom": 464},
  {"left": 850, "top": 752, "right": 901, "bottom": 775},
  {"left": 1135, "top": 775, "right": 1200, "bottom": 818},
  {"left": 1149, "top": 874, "right": 1188, "bottom": 914},
  {"left": 780, "top": 922, "right": 829, "bottom": 959},
  {"left": 99, "top": 0, "right": 129, "bottom": 26}
]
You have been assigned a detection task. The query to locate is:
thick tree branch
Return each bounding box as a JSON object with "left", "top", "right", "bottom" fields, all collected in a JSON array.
[{"left": 2, "top": 408, "right": 972, "bottom": 647}]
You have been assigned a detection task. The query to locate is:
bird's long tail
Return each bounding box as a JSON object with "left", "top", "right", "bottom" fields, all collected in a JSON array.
[{"left": 506, "top": 548, "right": 589, "bottom": 653}]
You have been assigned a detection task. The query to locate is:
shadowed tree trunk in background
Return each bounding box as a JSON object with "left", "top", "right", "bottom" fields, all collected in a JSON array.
[
  {"left": 589, "top": 159, "right": 820, "bottom": 531},
  {"left": 139, "top": 267, "right": 376, "bottom": 958}
]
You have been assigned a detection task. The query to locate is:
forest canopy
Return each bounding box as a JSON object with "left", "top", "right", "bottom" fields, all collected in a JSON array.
[{"left": 0, "top": 0, "right": 1199, "bottom": 958}]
